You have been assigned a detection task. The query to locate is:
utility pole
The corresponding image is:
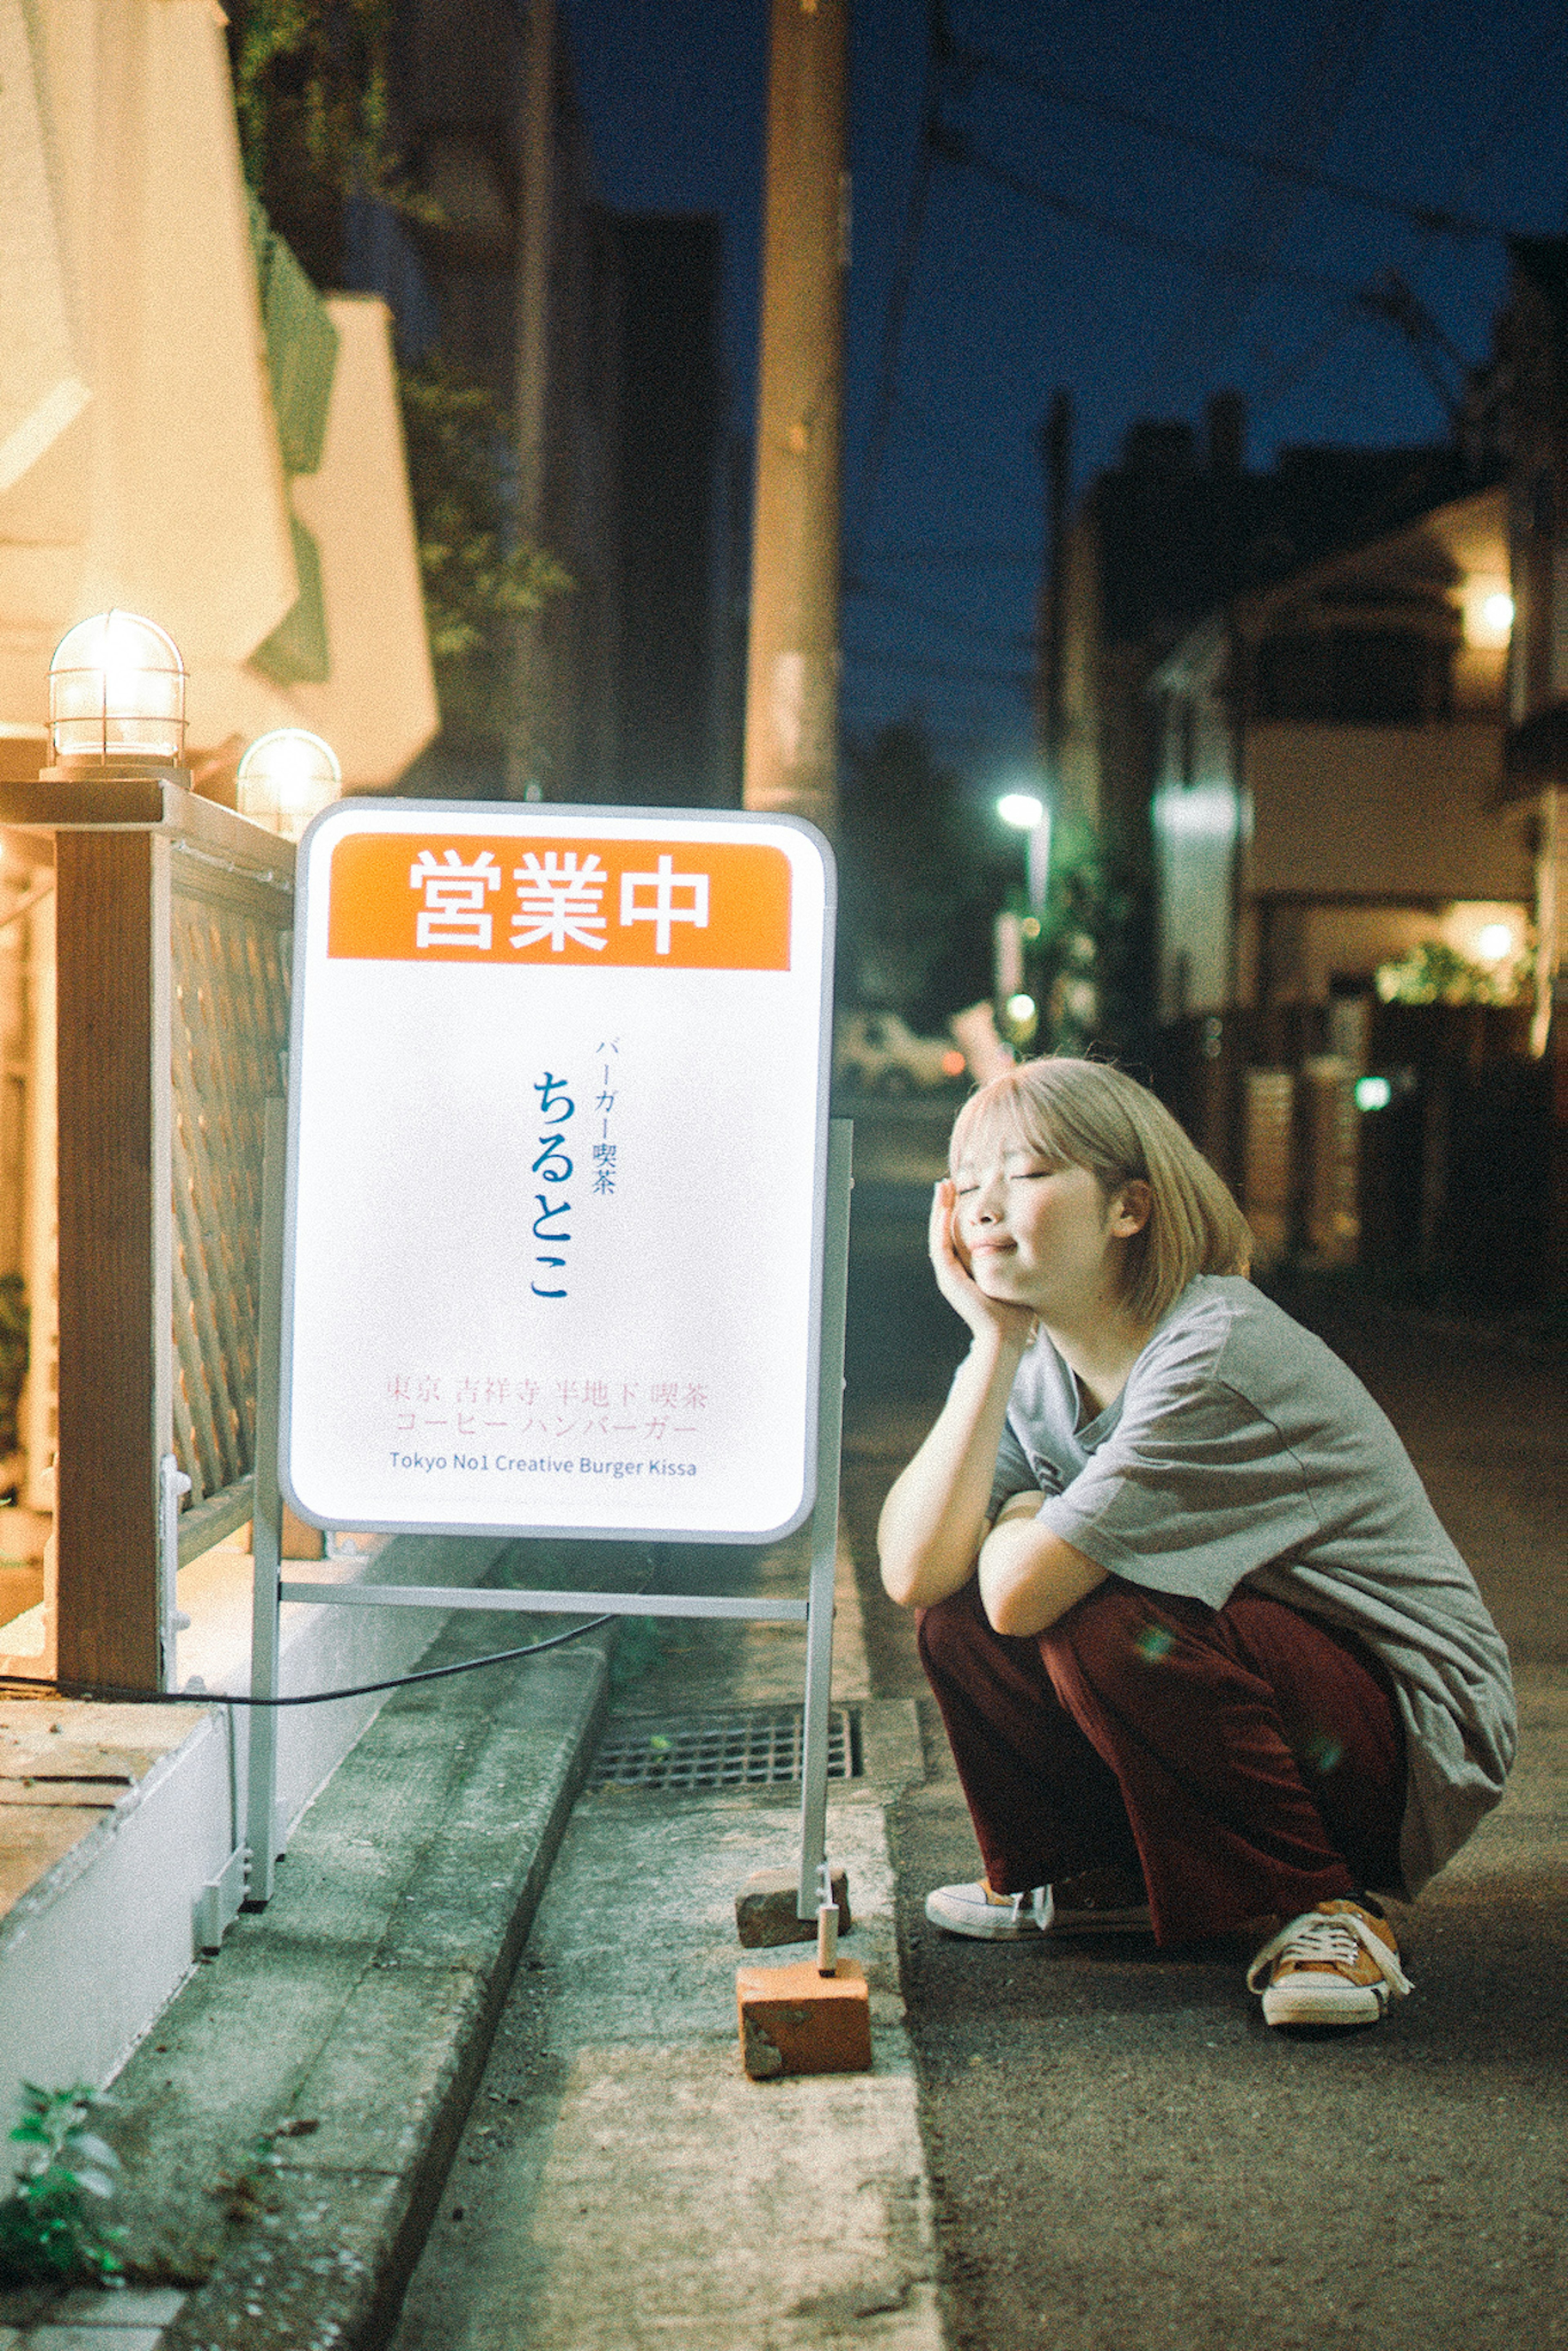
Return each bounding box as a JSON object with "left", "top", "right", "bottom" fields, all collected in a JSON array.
[
  {"left": 1038, "top": 388, "right": 1071, "bottom": 801},
  {"left": 1030, "top": 388, "right": 1072, "bottom": 908},
  {"left": 743, "top": 0, "right": 848, "bottom": 833},
  {"left": 511, "top": 0, "right": 556, "bottom": 798}
]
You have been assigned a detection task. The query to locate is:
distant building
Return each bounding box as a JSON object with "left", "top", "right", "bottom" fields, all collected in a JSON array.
[
  {"left": 1492, "top": 234, "right": 1568, "bottom": 1288},
  {"left": 1495, "top": 236, "right": 1568, "bottom": 1048},
  {"left": 609, "top": 214, "right": 735, "bottom": 807},
  {"left": 357, "top": 0, "right": 738, "bottom": 803},
  {"left": 1052, "top": 392, "right": 1485, "bottom": 907},
  {"left": 0, "top": 0, "right": 436, "bottom": 795},
  {"left": 1050, "top": 394, "right": 1564, "bottom": 1292},
  {"left": 0, "top": 0, "right": 439, "bottom": 1528},
  {"left": 1149, "top": 483, "right": 1529, "bottom": 1028}
]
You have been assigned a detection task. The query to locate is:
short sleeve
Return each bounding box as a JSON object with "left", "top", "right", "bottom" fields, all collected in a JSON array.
[{"left": 1035, "top": 1367, "right": 1323, "bottom": 1607}]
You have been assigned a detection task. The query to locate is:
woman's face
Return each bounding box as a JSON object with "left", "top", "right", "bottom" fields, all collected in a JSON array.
[{"left": 950, "top": 1133, "right": 1144, "bottom": 1328}]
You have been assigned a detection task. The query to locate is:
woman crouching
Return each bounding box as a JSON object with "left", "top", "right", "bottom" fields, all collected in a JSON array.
[{"left": 877, "top": 1055, "right": 1515, "bottom": 2028}]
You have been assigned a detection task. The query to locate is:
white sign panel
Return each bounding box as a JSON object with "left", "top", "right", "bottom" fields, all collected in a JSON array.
[{"left": 281, "top": 803, "right": 834, "bottom": 1542}]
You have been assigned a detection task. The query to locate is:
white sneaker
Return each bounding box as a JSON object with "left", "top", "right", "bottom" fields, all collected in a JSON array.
[
  {"left": 1247, "top": 1899, "right": 1413, "bottom": 2028},
  {"left": 925, "top": 1871, "right": 1152, "bottom": 1940},
  {"left": 925, "top": 1881, "right": 1053, "bottom": 1938}
]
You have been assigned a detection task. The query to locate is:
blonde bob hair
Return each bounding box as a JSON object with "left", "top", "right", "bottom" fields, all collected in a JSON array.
[{"left": 949, "top": 1056, "right": 1253, "bottom": 1327}]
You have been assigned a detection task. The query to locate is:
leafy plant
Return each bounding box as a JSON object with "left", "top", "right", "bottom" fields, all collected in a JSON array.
[
  {"left": 0, "top": 1274, "right": 29, "bottom": 1461},
  {"left": 1025, "top": 820, "right": 1147, "bottom": 1061},
  {"left": 226, "top": 5, "right": 573, "bottom": 758},
  {"left": 1374, "top": 938, "right": 1532, "bottom": 1006},
  {"left": 226, "top": 0, "right": 414, "bottom": 288},
  {"left": 0, "top": 2083, "right": 125, "bottom": 2286},
  {"left": 398, "top": 359, "right": 574, "bottom": 744},
  {"left": 608, "top": 1615, "right": 665, "bottom": 1693},
  {"left": 838, "top": 716, "right": 1013, "bottom": 1028}
]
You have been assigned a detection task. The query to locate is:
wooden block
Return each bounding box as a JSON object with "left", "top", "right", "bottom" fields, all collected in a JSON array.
[
  {"left": 735, "top": 1865, "right": 851, "bottom": 1947},
  {"left": 737, "top": 1957, "right": 871, "bottom": 2079}
]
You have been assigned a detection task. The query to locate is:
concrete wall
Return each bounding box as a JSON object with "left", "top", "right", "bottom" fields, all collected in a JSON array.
[
  {"left": 1154, "top": 782, "right": 1241, "bottom": 1017},
  {"left": 0, "top": 1532, "right": 508, "bottom": 2128},
  {"left": 1244, "top": 722, "right": 1532, "bottom": 900}
]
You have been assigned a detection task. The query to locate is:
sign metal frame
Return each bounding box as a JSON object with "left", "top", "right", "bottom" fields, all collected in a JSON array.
[{"left": 247, "top": 802, "right": 849, "bottom": 1921}]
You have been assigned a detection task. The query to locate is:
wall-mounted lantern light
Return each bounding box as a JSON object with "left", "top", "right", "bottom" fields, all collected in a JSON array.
[
  {"left": 237, "top": 728, "right": 342, "bottom": 840},
  {"left": 48, "top": 610, "right": 186, "bottom": 769},
  {"left": 1461, "top": 577, "right": 1514, "bottom": 649}
]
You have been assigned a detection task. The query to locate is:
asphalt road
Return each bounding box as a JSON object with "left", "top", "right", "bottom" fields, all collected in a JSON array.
[
  {"left": 842, "top": 1188, "right": 1567, "bottom": 2351},
  {"left": 378, "top": 1134, "right": 1565, "bottom": 2351}
]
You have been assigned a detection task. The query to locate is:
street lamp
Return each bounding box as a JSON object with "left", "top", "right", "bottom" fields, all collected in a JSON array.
[
  {"left": 237, "top": 728, "right": 342, "bottom": 840},
  {"left": 47, "top": 610, "right": 186, "bottom": 770},
  {"left": 993, "top": 791, "right": 1050, "bottom": 1048},
  {"left": 996, "top": 786, "right": 1051, "bottom": 913}
]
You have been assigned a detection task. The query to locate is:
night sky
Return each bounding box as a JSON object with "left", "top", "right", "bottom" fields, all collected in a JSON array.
[{"left": 557, "top": 0, "right": 1568, "bottom": 788}]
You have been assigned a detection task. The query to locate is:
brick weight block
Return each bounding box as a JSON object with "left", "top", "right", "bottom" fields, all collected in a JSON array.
[{"left": 736, "top": 1957, "right": 872, "bottom": 2078}]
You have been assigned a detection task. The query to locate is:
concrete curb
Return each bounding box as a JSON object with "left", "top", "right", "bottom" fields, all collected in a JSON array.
[{"left": 1, "top": 1610, "right": 614, "bottom": 2351}]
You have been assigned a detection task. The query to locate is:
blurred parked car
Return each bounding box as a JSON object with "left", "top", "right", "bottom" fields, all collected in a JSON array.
[{"left": 834, "top": 1010, "right": 968, "bottom": 1095}]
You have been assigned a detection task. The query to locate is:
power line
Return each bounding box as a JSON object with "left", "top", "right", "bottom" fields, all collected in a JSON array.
[
  {"left": 929, "top": 124, "right": 1374, "bottom": 302},
  {"left": 1254, "top": 0, "right": 1568, "bottom": 413},
  {"left": 931, "top": 122, "right": 1480, "bottom": 409},
  {"left": 944, "top": 27, "right": 1506, "bottom": 243},
  {"left": 844, "top": 573, "right": 1035, "bottom": 653},
  {"left": 886, "top": 389, "right": 1042, "bottom": 498},
  {"left": 842, "top": 644, "right": 1034, "bottom": 689},
  {"left": 1137, "top": 0, "right": 1391, "bottom": 404},
  {"left": 863, "top": 545, "right": 1035, "bottom": 566},
  {"left": 847, "top": 0, "right": 944, "bottom": 560}
]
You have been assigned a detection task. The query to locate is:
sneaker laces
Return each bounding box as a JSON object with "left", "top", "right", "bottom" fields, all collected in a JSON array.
[
  {"left": 1246, "top": 1907, "right": 1413, "bottom": 1998},
  {"left": 1003, "top": 1885, "right": 1055, "bottom": 1931}
]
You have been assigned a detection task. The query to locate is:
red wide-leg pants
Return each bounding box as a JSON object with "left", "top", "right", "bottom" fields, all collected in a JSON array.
[{"left": 916, "top": 1576, "right": 1407, "bottom": 1944}]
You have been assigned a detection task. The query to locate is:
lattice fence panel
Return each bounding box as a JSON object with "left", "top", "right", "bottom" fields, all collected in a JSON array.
[{"left": 169, "top": 878, "right": 291, "bottom": 1507}]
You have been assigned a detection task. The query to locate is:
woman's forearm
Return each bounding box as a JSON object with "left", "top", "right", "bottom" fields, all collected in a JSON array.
[
  {"left": 877, "top": 1329, "right": 1027, "bottom": 1607},
  {"left": 977, "top": 1513, "right": 1107, "bottom": 1637}
]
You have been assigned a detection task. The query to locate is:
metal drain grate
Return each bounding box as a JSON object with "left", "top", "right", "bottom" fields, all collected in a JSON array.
[{"left": 590, "top": 1707, "right": 859, "bottom": 1793}]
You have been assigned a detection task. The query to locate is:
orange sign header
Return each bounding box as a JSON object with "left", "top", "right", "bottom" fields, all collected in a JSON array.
[{"left": 327, "top": 833, "right": 792, "bottom": 971}]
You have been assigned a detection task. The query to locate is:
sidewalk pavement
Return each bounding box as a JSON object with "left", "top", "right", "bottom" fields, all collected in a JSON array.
[
  {"left": 0, "top": 1576, "right": 615, "bottom": 2351},
  {"left": 0, "top": 1528, "right": 938, "bottom": 2351},
  {"left": 2, "top": 1264, "right": 1561, "bottom": 2351}
]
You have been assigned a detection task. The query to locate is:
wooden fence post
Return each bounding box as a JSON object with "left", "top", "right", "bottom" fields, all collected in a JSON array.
[{"left": 0, "top": 776, "right": 294, "bottom": 1690}]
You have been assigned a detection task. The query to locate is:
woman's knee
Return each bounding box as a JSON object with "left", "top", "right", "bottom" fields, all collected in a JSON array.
[{"left": 915, "top": 1580, "right": 995, "bottom": 1676}]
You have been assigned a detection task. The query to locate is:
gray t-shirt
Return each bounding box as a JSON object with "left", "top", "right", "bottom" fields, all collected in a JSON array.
[{"left": 988, "top": 1275, "right": 1515, "bottom": 1899}]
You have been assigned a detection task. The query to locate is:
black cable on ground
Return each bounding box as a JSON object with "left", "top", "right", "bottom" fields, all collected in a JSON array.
[{"left": 0, "top": 1604, "right": 631, "bottom": 1709}]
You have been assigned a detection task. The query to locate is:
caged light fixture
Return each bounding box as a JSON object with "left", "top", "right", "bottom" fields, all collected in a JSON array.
[
  {"left": 236, "top": 727, "right": 342, "bottom": 840},
  {"left": 47, "top": 610, "right": 187, "bottom": 770}
]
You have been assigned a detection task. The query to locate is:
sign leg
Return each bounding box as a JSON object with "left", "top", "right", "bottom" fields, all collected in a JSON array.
[
  {"left": 245, "top": 1097, "right": 287, "bottom": 1908},
  {"left": 797, "top": 1119, "right": 851, "bottom": 1921}
]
